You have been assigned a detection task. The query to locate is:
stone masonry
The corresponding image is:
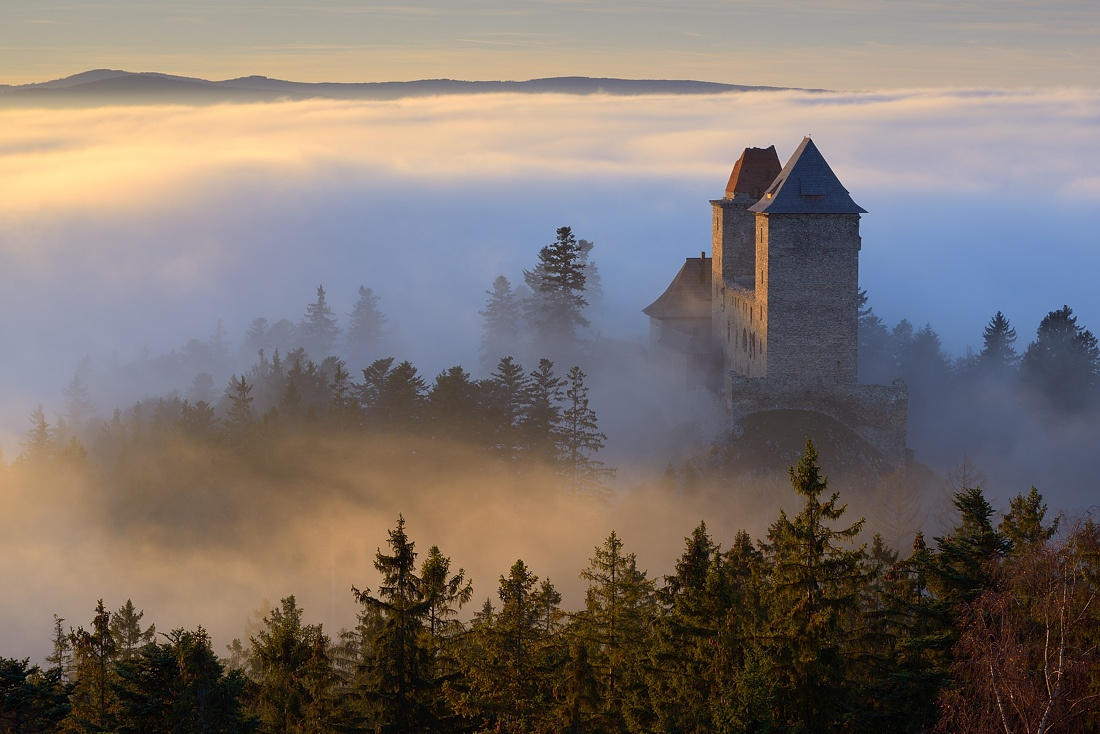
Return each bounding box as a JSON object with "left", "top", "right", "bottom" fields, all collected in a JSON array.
[{"left": 647, "top": 138, "right": 909, "bottom": 463}]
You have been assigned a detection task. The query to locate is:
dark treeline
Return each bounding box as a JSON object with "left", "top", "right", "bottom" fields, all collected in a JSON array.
[
  {"left": 24, "top": 348, "right": 612, "bottom": 497},
  {"left": 3, "top": 442, "right": 1098, "bottom": 732},
  {"left": 860, "top": 294, "right": 1100, "bottom": 479},
  {"left": 52, "top": 226, "right": 602, "bottom": 431},
  {"left": 22, "top": 226, "right": 611, "bottom": 496}
]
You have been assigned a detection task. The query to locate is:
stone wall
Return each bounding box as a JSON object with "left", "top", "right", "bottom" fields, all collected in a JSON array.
[
  {"left": 710, "top": 195, "right": 757, "bottom": 293},
  {"left": 711, "top": 194, "right": 767, "bottom": 378},
  {"left": 728, "top": 374, "right": 910, "bottom": 462},
  {"left": 758, "top": 213, "right": 860, "bottom": 383}
]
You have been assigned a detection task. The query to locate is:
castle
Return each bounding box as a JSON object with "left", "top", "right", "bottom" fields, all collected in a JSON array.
[{"left": 644, "top": 138, "right": 909, "bottom": 463}]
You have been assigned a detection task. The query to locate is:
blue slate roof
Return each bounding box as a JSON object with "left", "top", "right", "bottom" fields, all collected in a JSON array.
[{"left": 748, "top": 138, "right": 866, "bottom": 214}]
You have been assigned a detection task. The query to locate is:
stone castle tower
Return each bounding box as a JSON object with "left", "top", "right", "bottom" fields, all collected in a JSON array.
[{"left": 646, "top": 138, "right": 909, "bottom": 462}]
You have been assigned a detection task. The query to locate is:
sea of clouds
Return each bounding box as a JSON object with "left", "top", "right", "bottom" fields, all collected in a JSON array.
[{"left": 1, "top": 87, "right": 1098, "bottom": 445}]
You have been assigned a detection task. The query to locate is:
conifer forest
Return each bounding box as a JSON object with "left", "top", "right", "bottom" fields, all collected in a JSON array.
[{"left": 3, "top": 227, "right": 1100, "bottom": 733}]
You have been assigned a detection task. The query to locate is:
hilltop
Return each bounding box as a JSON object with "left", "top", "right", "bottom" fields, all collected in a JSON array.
[{"left": 0, "top": 69, "right": 811, "bottom": 107}]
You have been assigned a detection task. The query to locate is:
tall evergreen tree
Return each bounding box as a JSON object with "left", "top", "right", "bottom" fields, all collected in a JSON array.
[
  {"left": 979, "top": 310, "right": 1018, "bottom": 375},
  {"left": 46, "top": 615, "right": 73, "bottom": 682},
  {"left": 247, "top": 596, "right": 336, "bottom": 733},
  {"left": 301, "top": 284, "right": 340, "bottom": 358},
  {"left": 1000, "top": 486, "right": 1059, "bottom": 551},
  {"left": 109, "top": 600, "right": 155, "bottom": 662},
  {"left": 578, "top": 531, "right": 655, "bottom": 732},
  {"left": 68, "top": 600, "right": 119, "bottom": 731},
  {"left": 524, "top": 226, "right": 589, "bottom": 347},
  {"left": 113, "top": 627, "right": 255, "bottom": 734},
  {"left": 223, "top": 375, "right": 255, "bottom": 438},
  {"left": 486, "top": 356, "right": 529, "bottom": 463},
  {"left": 0, "top": 657, "right": 71, "bottom": 732},
  {"left": 480, "top": 276, "right": 523, "bottom": 370},
  {"left": 425, "top": 366, "right": 481, "bottom": 443},
  {"left": 352, "top": 516, "right": 439, "bottom": 732},
  {"left": 522, "top": 358, "right": 565, "bottom": 465},
  {"left": 560, "top": 366, "right": 610, "bottom": 494},
  {"left": 1021, "top": 304, "right": 1100, "bottom": 410},
  {"left": 764, "top": 440, "right": 867, "bottom": 732},
  {"left": 347, "top": 286, "right": 386, "bottom": 365}
]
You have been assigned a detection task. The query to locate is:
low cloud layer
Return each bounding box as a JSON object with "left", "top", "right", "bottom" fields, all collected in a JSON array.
[{"left": 2, "top": 88, "right": 1099, "bottom": 660}]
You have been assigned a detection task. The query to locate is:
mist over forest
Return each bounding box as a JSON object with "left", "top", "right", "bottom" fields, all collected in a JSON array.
[{"left": 3, "top": 87, "right": 1100, "bottom": 731}]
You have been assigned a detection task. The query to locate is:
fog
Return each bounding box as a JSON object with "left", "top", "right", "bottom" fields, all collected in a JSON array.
[{"left": 3, "top": 87, "right": 1100, "bottom": 660}]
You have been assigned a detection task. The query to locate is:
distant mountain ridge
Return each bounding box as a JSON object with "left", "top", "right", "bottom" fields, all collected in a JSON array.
[{"left": 0, "top": 69, "right": 811, "bottom": 106}]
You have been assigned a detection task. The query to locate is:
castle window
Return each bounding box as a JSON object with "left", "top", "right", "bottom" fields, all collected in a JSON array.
[{"left": 742, "top": 329, "right": 748, "bottom": 352}]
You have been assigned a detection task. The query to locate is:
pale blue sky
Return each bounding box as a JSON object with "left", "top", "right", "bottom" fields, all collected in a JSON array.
[{"left": 3, "top": 0, "right": 1098, "bottom": 87}]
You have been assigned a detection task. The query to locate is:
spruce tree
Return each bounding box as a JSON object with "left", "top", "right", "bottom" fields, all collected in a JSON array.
[
  {"left": 352, "top": 516, "right": 438, "bottom": 731},
  {"left": 486, "top": 356, "right": 529, "bottom": 463},
  {"left": 1000, "top": 486, "right": 1059, "bottom": 551},
  {"left": 522, "top": 358, "right": 565, "bottom": 465},
  {"left": 578, "top": 531, "right": 655, "bottom": 731},
  {"left": 46, "top": 615, "right": 73, "bottom": 681},
  {"left": 247, "top": 596, "right": 334, "bottom": 732},
  {"left": 979, "top": 310, "right": 1018, "bottom": 375},
  {"left": 764, "top": 440, "right": 867, "bottom": 732},
  {"left": 347, "top": 286, "right": 386, "bottom": 364},
  {"left": 560, "top": 366, "right": 611, "bottom": 494},
  {"left": 524, "top": 226, "right": 589, "bottom": 347},
  {"left": 68, "top": 600, "right": 118, "bottom": 731},
  {"left": 480, "top": 276, "right": 522, "bottom": 370},
  {"left": 426, "top": 365, "right": 481, "bottom": 443},
  {"left": 301, "top": 284, "right": 340, "bottom": 358},
  {"left": 1021, "top": 304, "right": 1100, "bottom": 410},
  {"left": 223, "top": 375, "right": 255, "bottom": 437},
  {"left": 647, "top": 522, "right": 722, "bottom": 732},
  {"left": 109, "top": 600, "right": 155, "bottom": 661}
]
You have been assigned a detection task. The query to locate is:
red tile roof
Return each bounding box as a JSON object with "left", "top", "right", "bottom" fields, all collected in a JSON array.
[{"left": 725, "top": 145, "right": 782, "bottom": 199}]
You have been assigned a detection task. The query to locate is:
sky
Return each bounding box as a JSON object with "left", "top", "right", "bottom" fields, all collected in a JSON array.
[{"left": 2, "top": 0, "right": 1100, "bottom": 89}]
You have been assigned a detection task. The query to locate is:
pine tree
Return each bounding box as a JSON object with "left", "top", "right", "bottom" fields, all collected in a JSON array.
[
  {"left": 764, "top": 440, "right": 867, "bottom": 732},
  {"left": 1000, "top": 486, "right": 1059, "bottom": 551},
  {"left": 858, "top": 289, "right": 895, "bottom": 384},
  {"left": 480, "top": 276, "right": 523, "bottom": 371},
  {"left": 46, "top": 615, "right": 73, "bottom": 681},
  {"left": 524, "top": 226, "right": 589, "bottom": 347},
  {"left": 347, "top": 286, "right": 386, "bottom": 364},
  {"left": 646, "top": 522, "right": 723, "bottom": 732},
  {"left": 486, "top": 356, "right": 529, "bottom": 463},
  {"left": 1021, "top": 304, "right": 1100, "bottom": 410},
  {"left": 419, "top": 545, "right": 473, "bottom": 641},
  {"left": 522, "top": 358, "right": 565, "bottom": 465},
  {"left": 425, "top": 365, "right": 482, "bottom": 443},
  {"left": 21, "top": 406, "right": 53, "bottom": 463},
  {"left": 368, "top": 360, "right": 428, "bottom": 433},
  {"left": 301, "top": 284, "right": 340, "bottom": 358},
  {"left": 560, "top": 366, "right": 611, "bottom": 494},
  {"left": 578, "top": 531, "right": 655, "bottom": 731},
  {"left": 352, "top": 516, "right": 439, "bottom": 731},
  {"left": 68, "top": 600, "right": 119, "bottom": 731},
  {"left": 247, "top": 595, "right": 334, "bottom": 732},
  {"left": 979, "top": 310, "right": 1018, "bottom": 375},
  {"left": 109, "top": 600, "right": 155, "bottom": 661},
  {"left": 577, "top": 239, "right": 603, "bottom": 308},
  {"left": 223, "top": 375, "right": 254, "bottom": 437},
  {"left": 113, "top": 627, "right": 255, "bottom": 733},
  {"left": 458, "top": 560, "right": 561, "bottom": 731},
  {"left": 0, "top": 657, "right": 71, "bottom": 731}
]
